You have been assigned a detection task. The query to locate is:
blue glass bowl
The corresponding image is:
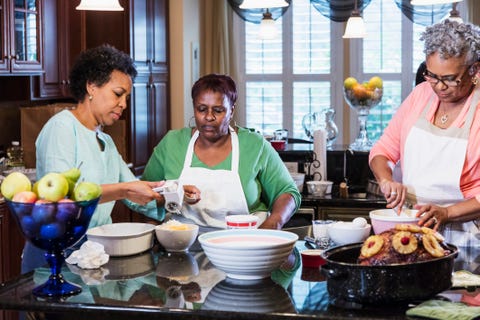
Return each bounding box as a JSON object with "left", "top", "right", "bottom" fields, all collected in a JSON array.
[{"left": 6, "top": 198, "right": 100, "bottom": 298}]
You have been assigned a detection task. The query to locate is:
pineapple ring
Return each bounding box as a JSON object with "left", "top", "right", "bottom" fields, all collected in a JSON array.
[
  {"left": 360, "top": 235, "right": 384, "bottom": 258},
  {"left": 421, "top": 227, "right": 445, "bottom": 242},
  {"left": 422, "top": 234, "right": 444, "bottom": 258},
  {"left": 395, "top": 223, "right": 421, "bottom": 233},
  {"left": 392, "top": 231, "right": 418, "bottom": 254}
]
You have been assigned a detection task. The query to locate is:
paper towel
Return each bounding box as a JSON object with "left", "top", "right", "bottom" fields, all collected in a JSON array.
[
  {"left": 66, "top": 240, "right": 109, "bottom": 269},
  {"left": 312, "top": 129, "right": 327, "bottom": 181}
]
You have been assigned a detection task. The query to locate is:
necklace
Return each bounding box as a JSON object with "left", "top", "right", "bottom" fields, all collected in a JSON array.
[{"left": 440, "top": 113, "right": 448, "bottom": 124}]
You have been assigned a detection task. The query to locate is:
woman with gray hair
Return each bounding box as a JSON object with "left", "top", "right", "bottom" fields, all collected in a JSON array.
[{"left": 369, "top": 19, "right": 480, "bottom": 249}]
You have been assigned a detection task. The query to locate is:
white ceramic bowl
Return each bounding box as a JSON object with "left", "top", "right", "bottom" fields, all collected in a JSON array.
[
  {"left": 306, "top": 180, "right": 333, "bottom": 196},
  {"left": 86, "top": 223, "right": 155, "bottom": 256},
  {"left": 327, "top": 221, "right": 371, "bottom": 246},
  {"left": 369, "top": 209, "right": 420, "bottom": 234},
  {"left": 225, "top": 215, "right": 259, "bottom": 229},
  {"left": 198, "top": 229, "right": 298, "bottom": 280},
  {"left": 155, "top": 222, "right": 199, "bottom": 252}
]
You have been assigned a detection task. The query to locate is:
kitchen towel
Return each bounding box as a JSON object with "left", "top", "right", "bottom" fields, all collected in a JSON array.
[
  {"left": 312, "top": 129, "right": 327, "bottom": 181},
  {"left": 406, "top": 300, "right": 480, "bottom": 320}
]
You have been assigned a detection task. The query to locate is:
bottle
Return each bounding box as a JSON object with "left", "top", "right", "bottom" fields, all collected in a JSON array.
[{"left": 6, "top": 141, "right": 25, "bottom": 169}]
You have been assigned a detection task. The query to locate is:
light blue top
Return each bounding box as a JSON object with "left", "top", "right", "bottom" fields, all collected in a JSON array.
[{"left": 35, "top": 110, "right": 162, "bottom": 227}]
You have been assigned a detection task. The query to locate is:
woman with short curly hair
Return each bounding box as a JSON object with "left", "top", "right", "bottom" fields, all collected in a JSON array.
[
  {"left": 21, "top": 45, "right": 200, "bottom": 273},
  {"left": 369, "top": 19, "right": 480, "bottom": 249}
]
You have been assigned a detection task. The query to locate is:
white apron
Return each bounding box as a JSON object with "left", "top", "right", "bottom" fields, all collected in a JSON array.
[
  {"left": 403, "top": 90, "right": 480, "bottom": 248},
  {"left": 175, "top": 128, "right": 265, "bottom": 232}
]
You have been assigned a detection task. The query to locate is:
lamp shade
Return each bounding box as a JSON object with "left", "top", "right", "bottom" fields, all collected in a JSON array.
[
  {"left": 76, "top": 0, "right": 124, "bottom": 11},
  {"left": 343, "top": 16, "right": 366, "bottom": 38},
  {"left": 240, "top": 0, "right": 289, "bottom": 9},
  {"left": 411, "top": 0, "right": 461, "bottom": 5},
  {"left": 258, "top": 11, "right": 278, "bottom": 40}
]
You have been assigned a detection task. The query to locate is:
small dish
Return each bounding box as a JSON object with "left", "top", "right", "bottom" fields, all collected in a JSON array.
[
  {"left": 155, "top": 221, "right": 199, "bottom": 252},
  {"left": 301, "top": 249, "right": 326, "bottom": 268}
]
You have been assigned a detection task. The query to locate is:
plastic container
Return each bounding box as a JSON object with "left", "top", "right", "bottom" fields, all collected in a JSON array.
[{"left": 6, "top": 141, "right": 25, "bottom": 169}]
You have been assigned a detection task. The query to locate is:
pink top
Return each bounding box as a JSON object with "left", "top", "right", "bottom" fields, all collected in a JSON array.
[{"left": 369, "top": 82, "right": 480, "bottom": 201}]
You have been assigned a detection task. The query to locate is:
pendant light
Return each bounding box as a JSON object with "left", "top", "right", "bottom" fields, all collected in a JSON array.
[
  {"left": 411, "top": 0, "right": 461, "bottom": 5},
  {"left": 447, "top": 2, "right": 463, "bottom": 23},
  {"left": 343, "top": 0, "right": 366, "bottom": 39},
  {"left": 76, "top": 0, "right": 124, "bottom": 11},
  {"left": 239, "top": 0, "right": 289, "bottom": 9},
  {"left": 258, "top": 9, "right": 278, "bottom": 40}
]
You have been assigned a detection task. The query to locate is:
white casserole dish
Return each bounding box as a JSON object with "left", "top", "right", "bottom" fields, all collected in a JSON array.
[{"left": 86, "top": 222, "right": 155, "bottom": 256}]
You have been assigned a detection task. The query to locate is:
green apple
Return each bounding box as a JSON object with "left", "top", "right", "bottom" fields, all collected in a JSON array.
[
  {"left": 61, "top": 167, "right": 81, "bottom": 197},
  {"left": 36, "top": 172, "right": 69, "bottom": 202},
  {"left": 73, "top": 181, "right": 102, "bottom": 201},
  {"left": 1, "top": 171, "right": 32, "bottom": 200}
]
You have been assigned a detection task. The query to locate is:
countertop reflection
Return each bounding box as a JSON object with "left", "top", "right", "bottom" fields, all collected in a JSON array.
[{"left": 0, "top": 227, "right": 479, "bottom": 320}]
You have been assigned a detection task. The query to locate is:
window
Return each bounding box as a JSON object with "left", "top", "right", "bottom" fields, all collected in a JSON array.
[{"left": 233, "top": 0, "right": 452, "bottom": 147}]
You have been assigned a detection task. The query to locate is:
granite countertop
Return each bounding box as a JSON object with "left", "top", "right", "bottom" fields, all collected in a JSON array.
[{"left": 1, "top": 227, "right": 479, "bottom": 320}]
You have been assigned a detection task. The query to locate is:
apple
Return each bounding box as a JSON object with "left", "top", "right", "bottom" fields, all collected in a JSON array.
[
  {"left": 56, "top": 199, "right": 78, "bottom": 223},
  {"left": 40, "top": 222, "right": 65, "bottom": 240},
  {"left": 12, "top": 191, "right": 38, "bottom": 203},
  {"left": 32, "top": 200, "right": 56, "bottom": 224},
  {"left": 36, "top": 172, "right": 69, "bottom": 202},
  {"left": 73, "top": 181, "right": 102, "bottom": 202},
  {"left": 0, "top": 171, "right": 32, "bottom": 200},
  {"left": 20, "top": 215, "right": 39, "bottom": 238}
]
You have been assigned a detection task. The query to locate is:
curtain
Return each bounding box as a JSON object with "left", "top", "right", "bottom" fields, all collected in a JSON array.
[
  {"left": 227, "top": 0, "right": 292, "bottom": 24},
  {"left": 200, "top": 0, "right": 237, "bottom": 78},
  {"left": 309, "top": 0, "right": 372, "bottom": 22},
  {"left": 393, "top": 0, "right": 453, "bottom": 26}
]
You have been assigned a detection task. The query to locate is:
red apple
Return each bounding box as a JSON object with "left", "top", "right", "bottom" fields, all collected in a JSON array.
[{"left": 12, "top": 191, "right": 38, "bottom": 203}]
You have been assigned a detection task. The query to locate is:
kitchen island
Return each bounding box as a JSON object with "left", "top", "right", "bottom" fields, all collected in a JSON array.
[{"left": 0, "top": 226, "right": 479, "bottom": 320}]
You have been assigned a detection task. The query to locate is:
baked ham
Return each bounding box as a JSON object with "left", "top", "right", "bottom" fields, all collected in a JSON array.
[{"left": 358, "top": 224, "right": 451, "bottom": 266}]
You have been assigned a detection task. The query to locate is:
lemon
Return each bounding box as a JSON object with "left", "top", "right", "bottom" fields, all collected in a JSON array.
[
  {"left": 368, "top": 76, "right": 383, "bottom": 89},
  {"left": 344, "top": 77, "right": 358, "bottom": 90}
]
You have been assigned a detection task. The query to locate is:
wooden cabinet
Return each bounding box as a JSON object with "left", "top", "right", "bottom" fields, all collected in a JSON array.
[
  {"left": 0, "top": 202, "right": 24, "bottom": 283},
  {"left": 129, "top": 0, "right": 169, "bottom": 175},
  {"left": 0, "top": 0, "right": 43, "bottom": 74},
  {"left": 32, "top": 0, "right": 169, "bottom": 176}
]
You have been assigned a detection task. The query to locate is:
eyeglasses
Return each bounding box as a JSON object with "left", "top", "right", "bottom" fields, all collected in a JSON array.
[{"left": 423, "top": 64, "right": 472, "bottom": 88}]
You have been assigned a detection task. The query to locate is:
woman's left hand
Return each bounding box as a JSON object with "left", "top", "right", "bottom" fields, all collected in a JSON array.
[
  {"left": 124, "top": 180, "right": 164, "bottom": 205},
  {"left": 415, "top": 204, "right": 448, "bottom": 231}
]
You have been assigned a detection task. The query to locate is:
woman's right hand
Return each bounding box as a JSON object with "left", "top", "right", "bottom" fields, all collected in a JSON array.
[{"left": 379, "top": 179, "right": 408, "bottom": 212}]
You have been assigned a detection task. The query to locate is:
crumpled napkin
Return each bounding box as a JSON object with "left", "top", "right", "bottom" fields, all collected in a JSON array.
[
  {"left": 65, "top": 240, "right": 109, "bottom": 269},
  {"left": 406, "top": 300, "right": 480, "bottom": 320}
]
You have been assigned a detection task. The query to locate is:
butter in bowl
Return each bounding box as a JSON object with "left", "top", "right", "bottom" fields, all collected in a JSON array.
[{"left": 155, "top": 220, "right": 199, "bottom": 252}]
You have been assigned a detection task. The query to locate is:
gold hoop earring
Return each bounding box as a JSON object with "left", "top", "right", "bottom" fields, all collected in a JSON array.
[
  {"left": 188, "top": 116, "right": 196, "bottom": 128},
  {"left": 472, "top": 77, "right": 478, "bottom": 86}
]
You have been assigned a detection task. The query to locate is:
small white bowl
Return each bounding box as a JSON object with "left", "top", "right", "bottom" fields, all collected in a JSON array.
[
  {"left": 327, "top": 221, "right": 371, "bottom": 245},
  {"left": 369, "top": 209, "right": 420, "bottom": 234},
  {"left": 155, "top": 222, "right": 199, "bottom": 252},
  {"left": 225, "top": 215, "right": 259, "bottom": 229},
  {"left": 306, "top": 180, "right": 333, "bottom": 196},
  {"left": 86, "top": 223, "right": 155, "bottom": 257}
]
